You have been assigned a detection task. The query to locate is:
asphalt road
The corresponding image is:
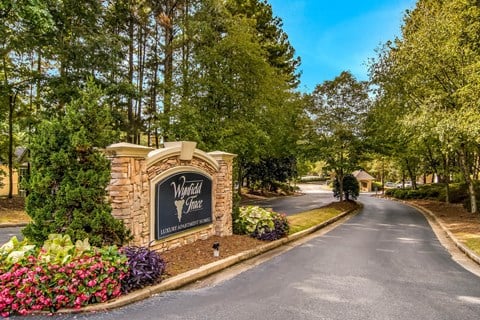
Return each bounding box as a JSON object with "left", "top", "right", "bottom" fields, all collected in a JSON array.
[
  {"left": 0, "top": 226, "right": 23, "bottom": 245},
  {"left": 26, "top": 195, "right": 480, "bottom": 320},
  {"left": 241, "top": 183, "right": 336, "bottom": 215}
]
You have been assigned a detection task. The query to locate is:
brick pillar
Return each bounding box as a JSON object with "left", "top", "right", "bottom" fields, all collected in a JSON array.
[
  {"left": 209, "top": 151, "right": 236, "bottom": 236},
  {"left": 106, "top": 143, "right": 153, "bottom": 246}
]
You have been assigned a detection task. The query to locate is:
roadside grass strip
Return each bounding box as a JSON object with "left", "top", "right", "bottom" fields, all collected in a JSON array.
[
  {"left": 287, "top": 207, "right": 347, "bottom": 235},
  {"left": 452, "top": 232, "right": 480, "bottom": 257},
  {"left": 465, "top": 237, "right": 480, "bottom": 256},
  {"left": 0, "top": 210, "right": 30, "bottom": 224}
]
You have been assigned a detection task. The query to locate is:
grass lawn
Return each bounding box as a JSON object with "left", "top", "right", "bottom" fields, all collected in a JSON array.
[
  {"left": 0, "top": 211, "right": 30, "bottom": 224},
  {"left": 287, "top": 201, "right": 358, "bottom": 234},
  {"left": 465, "top": 238, "right": 480, "bottom": 256},
  {"left": 0, "top": 196, "right": 30, "bottom": 224}
]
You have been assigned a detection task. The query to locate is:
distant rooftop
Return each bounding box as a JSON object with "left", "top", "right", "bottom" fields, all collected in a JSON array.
[{"left": 353, "top": 170, "right": 375, "bottom": 181}]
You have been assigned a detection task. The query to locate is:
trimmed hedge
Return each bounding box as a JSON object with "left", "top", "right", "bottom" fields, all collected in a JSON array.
[{"left": 386, "top": 183, "right": 480, "bottom": 208}]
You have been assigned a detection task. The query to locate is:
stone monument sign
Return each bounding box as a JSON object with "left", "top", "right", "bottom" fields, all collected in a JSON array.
[{"left": 105, "top": 141, "right": 235, "bottom": 252}]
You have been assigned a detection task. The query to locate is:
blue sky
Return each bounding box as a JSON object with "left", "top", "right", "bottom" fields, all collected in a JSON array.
[{"left": 268, "top": 0, "right": 417, "bottom": 92}]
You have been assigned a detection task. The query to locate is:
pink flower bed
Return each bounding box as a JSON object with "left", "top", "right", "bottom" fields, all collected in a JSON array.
[{"left": 0, "top": 250, "right": 128, "bottom": 317}]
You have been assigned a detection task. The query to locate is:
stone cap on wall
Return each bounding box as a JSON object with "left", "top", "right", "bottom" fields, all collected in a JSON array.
[
  {"left": 208, "top": 151, "right": 237, "bottom": 161},
  {"left": 106, "top": 142, "right": 154, "bottom": 158},
  {"left": 106, "top": 142, "right": 237, "bottom": 171},
  {"left": 146, "top": 142, "right": 221, "bottom": 171}
]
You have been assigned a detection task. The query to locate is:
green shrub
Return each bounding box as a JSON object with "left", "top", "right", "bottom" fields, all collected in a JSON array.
[
  {"left": 0, "top": 168, "right": 5, "bottom": 188},
  {"left": 438, "top": 183, "right": 468, "bottom": 203},
  {"left": 463, "top": 198, "right": 480, "bottom": 212},
  {"left": 234, "top": 206, "right": 290, "bottom": 241},
  {"left": 417, "top": 184, "right": 441, "bottom": 199},
  {"left": 462, "top": 182, "right": 480, "bottom": 211},
  {"left": 22, "top": 81, "right": 130, "bottom": 247},
  {"left": 243, "top": 157, "right": 297, "bottom": 192},
  {"left": 385, "top": 189, "right": 395, "bottom": 197},
  {"left": 333, "top": 174, "right": 359, "bottom": 200},
  {"left": 271, "top": 181, "right": 299, "bottom": 194},
  {"left": 387, "top": 188, "right": 412, "bottom": 199},
  {"left": 232, "top": 192, "right": 243, "bottom": 234},
  {"left": 386, "top": 183, "right": 480, "bottom": 205},
  {"left": 235, "top": 206, "right": 274, "bottom": 235}
]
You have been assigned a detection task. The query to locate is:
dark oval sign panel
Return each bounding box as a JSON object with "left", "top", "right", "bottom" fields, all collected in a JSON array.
[{"left": 155, "top": 171, "right": 212, "bottom": 239}]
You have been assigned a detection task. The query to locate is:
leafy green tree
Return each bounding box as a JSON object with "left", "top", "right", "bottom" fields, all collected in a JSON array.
[
  {"left": 23, "top": 80, "right": 130, "bottom": 247},
  {"left": 244, "top": 157, "right": 297, "bottom": 191},
  {"left": 309, "top": 71, "right": 371, "bottom": 201},
  {"left": 333, "top": 174, "right": 359, "bottom": 201},
  {"left": 171, "top": 0, "right": 304, "bottom": 191},
  {"left": 1, "top": 0, "right": 305, "bottom": 196},
  {"left": 226, "top": 0, "right": 301, "bottom": 87},
  {"left": 368, "top": 0, "right": 480, "bottom": 212},
  {"left": 1, "top": 0, "right": 55, "bottom": 198}
]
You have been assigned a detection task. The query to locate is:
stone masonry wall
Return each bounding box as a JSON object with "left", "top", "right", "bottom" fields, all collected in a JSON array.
[
  {"left": 108, "top": 156, "right": 151, "bottom": 246},
  {"left": 106, "top": 143, "right": 235, "bottom": 253}
]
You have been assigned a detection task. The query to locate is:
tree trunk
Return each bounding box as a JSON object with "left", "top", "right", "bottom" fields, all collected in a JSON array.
[
  {"left": 162, "top": 0, "right": 176, "bottom": 142},
  {"left": 134, "top": 24, "right": 146, "bottom": 145},
  {"left": 127, "top": 15, "right": 135, "bottom": 143},
  {"left": 148, "top": 23, "right": 160, "bottom": 148},
  {"left": 381, "top": 158, "right": 385, "bottom": 194},
  {"left": 467, "top": 181, "right": 477, "bottom": 214},
  {"left": 405, "top": 158, "right": 417, "bottom": 189},
  {"left": 337, "top": 166, "right": 344, "bottom": 202},
  {"left": 181, "top": 0, "right": 191, "bottom": 101},
  {"left": 443, "top": 152, "right": 450, "bottom": 204},
  {"left": 458, "top": 147, "right": 477, "bottom": 213},
  {"left": 7, "top": 92, "right": 16, "bottom": 198},
  {"left": 237, "top": 163, "right": 243, "bottom": 196},
  {"left": 339, "top": 175, "right": 344, "bottom": 201}
]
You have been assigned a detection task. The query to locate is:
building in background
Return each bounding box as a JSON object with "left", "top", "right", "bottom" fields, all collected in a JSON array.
[
  {"left": 353, "top": 170, "right": 375, "bottom": 192},
  {"left": 0, "top": 147, "right": 28, "bottom": 197}
]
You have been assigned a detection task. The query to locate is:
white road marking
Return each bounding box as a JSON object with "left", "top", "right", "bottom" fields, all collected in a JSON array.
[
  {"left": 458, "top": 296, "right": 480, "bottom": 304},
  {"left": 376, "top": 248, "right": 395, "bottom": 253}
]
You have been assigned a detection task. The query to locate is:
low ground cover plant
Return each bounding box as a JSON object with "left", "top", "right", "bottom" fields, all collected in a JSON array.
[
  {"left": 121, "top": 246, "right": 166, "bottom": 293},
  {"left": 235, "top": 206, "right": 290, "bottom": 241},
  {"left": 0, "top": 235, "right": 165, "bottom": 317}
]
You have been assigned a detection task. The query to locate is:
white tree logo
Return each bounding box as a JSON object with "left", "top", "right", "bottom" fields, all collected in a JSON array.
[{"left": 174, "top": 199, "right": 185, "bottom": 222}]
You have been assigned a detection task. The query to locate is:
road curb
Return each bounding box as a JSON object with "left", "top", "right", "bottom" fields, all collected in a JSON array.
[
  {"left": 406, "top": 202, "right": 480, "bottom": 266},
  {"left": 0, "top": 222, "right": 28, "bottom": 228},
  {"left": 53, "top": 206, "right": 359, "bottom": 315}
]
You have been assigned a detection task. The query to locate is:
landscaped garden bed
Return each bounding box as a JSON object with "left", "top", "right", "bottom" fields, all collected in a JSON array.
[
  {"left": 0, "top": 234, "right": 164, "bottom": 317},
  {"left": 0, "top": 199, "right": 359, "bottom": 317}
]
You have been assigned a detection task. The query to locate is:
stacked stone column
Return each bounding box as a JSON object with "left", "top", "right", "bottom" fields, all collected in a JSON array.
[
  {"left": 210, "top": 151, "right": 236, "bottom": 236},
  {"left": 106, "top": 143, "right": 153, "bottom": 247}
]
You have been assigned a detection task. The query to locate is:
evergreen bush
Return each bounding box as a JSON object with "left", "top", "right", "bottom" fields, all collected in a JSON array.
[
  {"left": 333, "top": 174, "right": 359, "bottom": 200},
  {"left": 23, "top": 80, "right": 130, "bottom": 247},
  {"left": 0, "top": 168, "right": 5, "bottom": 188},
  {"left": 386, "top": 183, "right": 478, "bottom": 204}
]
